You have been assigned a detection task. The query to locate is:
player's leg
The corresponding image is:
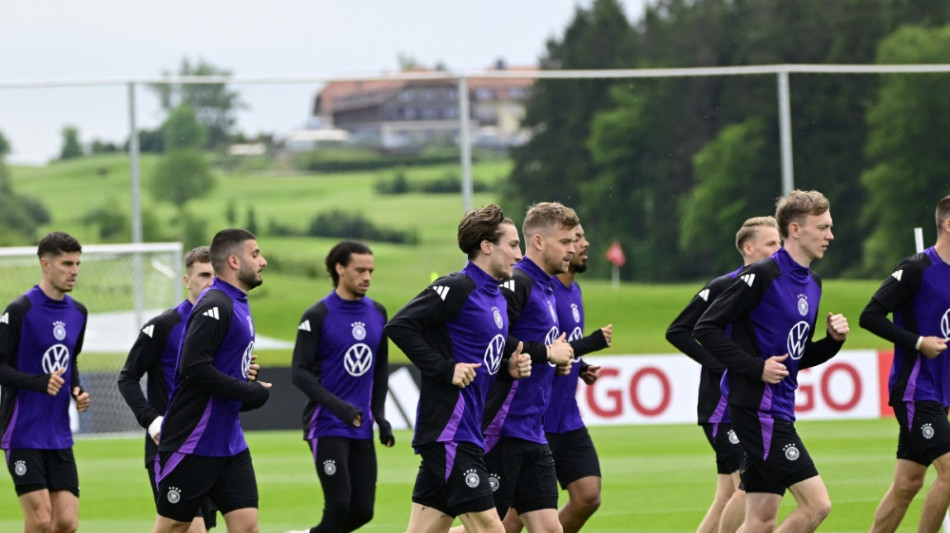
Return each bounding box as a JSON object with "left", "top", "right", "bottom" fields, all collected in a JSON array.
[
  {"left": 559, "top": 476, "right": 600, "bottom": 533},
  {"left": 918, "top": 451, "right": 950, "bottom": 533},
  {"left": 341, "top": 438, "right": 377, "bottom": 531},
  {"left": 699, "top": 473, "right": 737, "bottom": 533},
  {"left": 718, "top": 472, "right": 745, "bottom": 533},
  {"left": 776, "top": 475, "right": 830, "bottom": 533},
  {"left": 457, "top": 509, "right": 506, "bottom": 533},
  {"left": 547, "top": 428, "right": 601, "bottom": 533},
  {"left": 742, "top": 491, "right": 783, "bottom": 533},
  {"left": 407, "top": 502, "right": 455, "bottom": 533},
  {"left": 49, "top": 490, "right": 79, "bottom": 533},
  {"left": 153, "top": 453, "right": 221, "bottom": 533},
  {"left": 208, "top": 450, "right": 259, "bottom": 533},
  {"left": 511, "top": 444, "right": 561, "bottom": 533},
  {"left": 45, "top": 448, "right": 81, "bottom": 533},
  {"left": 501, "top": 508, "right": 523, "bottom": 533},
  {"left": 184, "top": 516, "right": 208, "bottom": 533},
  {"left": 870, "top": 459, "right": 926, "bottom": 533},
  {"left": 18, "top": 489, "right": 54, "bottom": 533}
]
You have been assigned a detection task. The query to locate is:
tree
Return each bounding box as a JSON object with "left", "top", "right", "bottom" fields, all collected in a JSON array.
[
  {"left": 150, "top": 150, "right": 215, "bottom": 206},
  {"left": 60, "top": 126, "right": 83, "bottom": 160},
  {"left": 151, "top": 58, "right": 244, "bottom": 148},
  {"left": 163, "top": 104, "right": 208, "bottom": 151},
  {"left": 861, "top": 24, "right": 950, "bottom": 274},
  {"left": 0, "top": 130, "right": 10, "bottom": 159}
]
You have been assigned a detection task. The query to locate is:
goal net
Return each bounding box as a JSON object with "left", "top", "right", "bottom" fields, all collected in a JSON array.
[{"left": 0, "top": 242, "right": 183, "bottom": 435}]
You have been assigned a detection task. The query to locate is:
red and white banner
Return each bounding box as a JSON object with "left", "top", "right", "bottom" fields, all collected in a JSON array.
[{"left": 576, "top": 350, "right": 894, "bottom": 426}]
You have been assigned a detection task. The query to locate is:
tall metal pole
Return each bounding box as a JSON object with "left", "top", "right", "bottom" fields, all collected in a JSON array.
[
  {"left": 777, "top": 69, "right": 794, "bottom": 194},
  {"left": 128, "top": 83, "right": 145, "bottom": 325},
  {"left": 458, "top": 76, "right": 473, "bottom": 211}
]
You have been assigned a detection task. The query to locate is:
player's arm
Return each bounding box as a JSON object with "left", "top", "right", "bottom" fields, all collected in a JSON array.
[
  {"left": 70, "top": 303, "right": 90, "bottom": 411},
  {"left": 118, "top": 313, "right": 172, "bottom": 429},
  {"left": 290, "top": 303, "right": 361, "bottom": 425},
  {"left": 666, "top": 276, "right": 728, "bottom": 372},
  {"left": 570, "top": 327, "right": 610, "bottom": 357},
  {"left": 859, "top": 257, "right": 926, "bottom": 351},
  {"left": 693, "top": 265, "right": 769, "bottom": 381},
  {"left": 179, "top": 293, "right": 269, "bottom": 409},
  {"left": 385, "top": 279, "right": 463, "bottom": 384},
  {"left": 371, "top": 302, "right": 394, "bottom": 447},
  {"left": 0, "top": 298, "right": 50, "bottom": 392}
]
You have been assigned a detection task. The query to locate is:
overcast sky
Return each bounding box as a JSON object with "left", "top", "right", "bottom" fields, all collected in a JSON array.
[{"left": 0, "top": 0, "right": 648, "bottom": 164}]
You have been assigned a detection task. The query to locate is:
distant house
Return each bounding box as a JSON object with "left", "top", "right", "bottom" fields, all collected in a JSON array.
[{"left": 312, "top": 65, "right": 536, "bottom": 150}]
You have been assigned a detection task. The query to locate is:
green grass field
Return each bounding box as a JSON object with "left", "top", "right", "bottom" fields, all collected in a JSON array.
[{"left": 0, "top": 419, "right": 928, "bottom": 532}]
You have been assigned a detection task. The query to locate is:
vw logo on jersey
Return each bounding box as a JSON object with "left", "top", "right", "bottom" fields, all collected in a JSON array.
[
  {"left": 941, "top": 309, "right": 950, "bottom": 339},
  {"left": 571, "top": 303, "right": 580, "bottom": 323},
  {"left": 241, "top": 341, "right": 255, "bottom": 379},
  {"left": 544, "top": 326, "right": 559, "bottom": 346},
  {"left": 351, "top": 321, "right": 367, "bottom": 341},
  {"left": 344, "top": 343, "right": 374, "bottom": 377},
  {"left": 568, "top": 326, "right": 583, "bottom": 343},
  {"left": 41, "top": 344, "right": 70, "bottom": 374},
  {"left": 52, "top": 320, "right": 67, "bottom": 341},
  {"left": 797, "top": 295, "right": 809, "bottom": 317},
  {"left": 484, "top": 334, "right": 505, "bottom": 375},
  {"left": 786, "top": 321, "right": 810, "bottom": 360},
  {"left": 492, "top": 306, "right": 503, "bottom": 329}
]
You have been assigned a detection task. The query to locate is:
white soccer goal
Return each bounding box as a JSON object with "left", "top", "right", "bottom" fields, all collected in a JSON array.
[{"left": 0, "top": 242, "right": 183, "bottom": 434}]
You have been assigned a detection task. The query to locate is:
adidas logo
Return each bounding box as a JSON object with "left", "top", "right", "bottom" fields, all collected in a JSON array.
[
  {"left": 500, "top": 280, "right": 515, "bottom": 292},
  {"left": 0, "top": 312, "right": 8, "bottom": 325},
  {"left": 202, "top": 307, "right": 220, "bottom": 320},
  {"left": 697, "top": 289, "right": 710, "bottom": 302},
  {"left": 891, "top": 269, "right": 903, "bottom": 282},
  {"left": 740, "top": 273, "right": 755, "bottom": 287},
  {"left": 432, "top": 285, "right": 450, "bottom": 300},
  {"left": 298, "top": 320, "right": 311, "bottom": 332},
  {"left": 142, "top": 324, "right": 155, "bottom": 338}
]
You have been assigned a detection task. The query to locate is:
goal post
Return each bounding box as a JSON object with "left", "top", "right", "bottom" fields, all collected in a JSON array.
[{"left": 0, "top": 242, "right": 184, "bottom": 435}]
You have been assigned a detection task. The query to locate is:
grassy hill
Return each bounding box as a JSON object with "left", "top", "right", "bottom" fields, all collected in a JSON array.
[{"left": 7, "top": 154, "right": 893, "bottom": 366}]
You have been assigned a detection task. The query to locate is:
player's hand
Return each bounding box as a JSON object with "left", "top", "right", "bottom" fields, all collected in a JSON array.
[
  {"left": 353, "top": 413, "right": 362, "bottom": 428},
  {"left": 47, "top": 367, "right": 65, "bottom": 396},
  {"left": 555, "top": 362, "right": 572, "bottom": 376},
  {"left": 256, "top": 381, "right": 272, "bottom": 389},
  {"left": 581, "top": 365, "right": 602, "bottom": 385},
  {"left": 601, "top": 324, "right": 613, "bottom": 346},
  {"left": 72, "top": 387, "right": 90, "bottom": 412},
  {"left": 247, "top": 355, "right": 260, "bottom": 382},
  {"left": 507, "top": 342, "right": 531, "bottom": 379},
  {"left": 919, "top": 336, "right": 948, "bottom": 359},
  {"left": 547, "top": 333, "right": 573, "bottom": 366},
  {"left": 826, "top": 312, "right": 849, "bottom": 341},
  {"left": 762, "top": 354, "right": 789, "bottom": 384},
  {"left": 452, "top": 363, "right": 480, "bottom": 388},
  {"left": 148, "top": 416, "right": 163, "bottom": 445}
]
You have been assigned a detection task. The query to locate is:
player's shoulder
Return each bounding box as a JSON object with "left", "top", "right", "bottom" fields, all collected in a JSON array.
[
  {"left": 369, "top": 298, "right": 387, "bottom": 319},
  {"left": 427, "top": 272, "right": 477, "bottom": 305},
  {"left": 150, "top": 306, "right": 185, "bottom": 329},
  {"left": 500, "top": 268, "right": 534, "bottom": 293},
  {"left": 739, "top": 256, "right": 781, "bottom": 285},
  {"left": 2, "top": 294, "right": 32, "bottom": 316},
  {"left": 192, "top": 289, "right": 233, "bottom": 319},
  {"left": 66, "top": 297, "right": 88, "bottom": 316}
]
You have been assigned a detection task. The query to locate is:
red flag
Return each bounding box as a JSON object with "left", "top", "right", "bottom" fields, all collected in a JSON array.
[{"left": 605, "top": 241, "right": 626, "bottom": 267}]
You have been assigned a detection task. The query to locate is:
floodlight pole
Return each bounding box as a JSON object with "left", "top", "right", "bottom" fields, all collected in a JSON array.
[
  {"left": 458, "top": 75, "right": 473, "bottom": 211},
  {"left": 777, "top": 69, "right": 794, "bottom": 194},
  {"left": 128, "top": 82, "right": 145, "bottom": 326}
]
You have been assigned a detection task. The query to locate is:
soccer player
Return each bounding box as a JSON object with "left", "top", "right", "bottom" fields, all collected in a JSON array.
[
  {"left": 860, "top": 195, "right": 950, "bottom": 533},
  {"left": 0, "top": 231, "right": 91, "bottom": 533},
  {"left": 694, "top": 190, "right": 849, "bottom": 533},
  {"left": 286, "top": 240, "right": 394, "bottom": 533},
  {"left": 385, "top": 204, "right": 531, "bottom": 533},
  {"left": 500, "top": 222, "right": 612, "bottom": 533},
  {"left": 151, "top": 229, "right": 272, "bottom": 533},
  {"left": 480, "top": 201, "right": 578, "bottom": 533},
  {"left": 118, "top": 246, "right": 217, "bottom": 533},
  {"left": 666, "top": 216, "right": 781, "bottom": 533}
]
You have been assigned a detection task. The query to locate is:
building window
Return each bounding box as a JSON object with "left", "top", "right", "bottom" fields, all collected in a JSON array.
[
  {"left": 421, "top": 107, "right": 439, "bottom": 120},
  {"left": 398, "top": 90, "right": 414, "bottom": 102},
  {"left": 446, "top": 88, "right": 458, "bottom": 100},
  {"left": 474, "top": 88, "right": 494, "bottom": 100},
  {"left": 443, "top": 107, "right": 458, "bottom": 119}
]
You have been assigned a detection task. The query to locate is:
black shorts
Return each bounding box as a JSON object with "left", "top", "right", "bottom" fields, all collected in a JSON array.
[
  {"left": 412, "top": 441, "right": 496, "bottom": 518},
  {"left": 4, "top": 448, "right": 79, "bottom": 497},
  {"left": 154, "top": 448, "right": 257, "bottom": 523},
  {"left": 701, "top": 422, "right": 742, "bottom": 475},
  {"left": 148, "top": 453, "right": 218, "bottom": 528},
  {"left": 482, "top": 436, "right": 558, "bottom": 515},
  {"left": 730, "top": 406, "right": 818, "bottom": 495},
  {"left": 893, "top": 401, "right": 950, "bottom": 466},
  {"left": 546, "top": 427, "right": 601, "bottom": 489}
]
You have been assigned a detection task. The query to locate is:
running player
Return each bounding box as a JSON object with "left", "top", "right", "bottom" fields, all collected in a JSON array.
[
  {"left": 385, "top": 204, "right": 530, "bottom": 533},
  {"left": 694, "top": 191, "right": 849, "bottom": 533},
  {"left": 151, "top": 229, "right": 272, "bottom": 533},
  {"left": 118, "top": 246, "right": 217, "bottom": 532},
  {"left": 860, "top": 195, "right": 950, "bottom": 533},
  {"left": 666, "top": 216, "right": 780, "bottom": 533},
  {"left": 480, "top": 202, "right": 577, "bottom": 533},
  {"left": 0, "top": 231, "right": 90, "bottom": 533},
  {"left": 286, "top": 240, "right": 393, "bottom": 533}
]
